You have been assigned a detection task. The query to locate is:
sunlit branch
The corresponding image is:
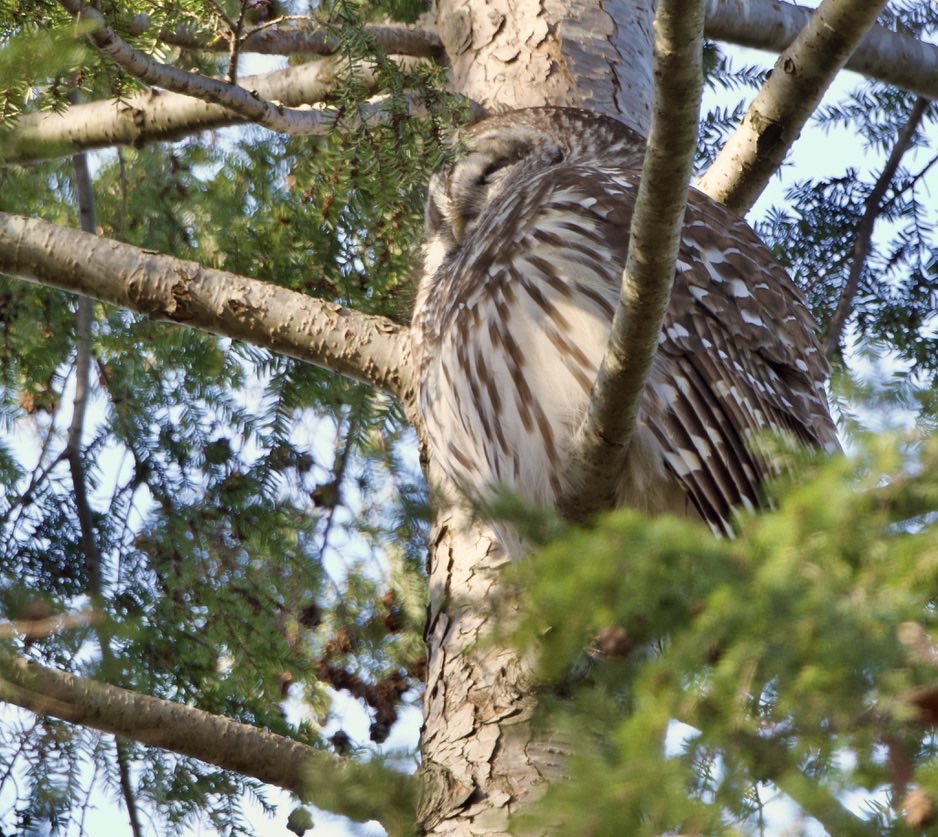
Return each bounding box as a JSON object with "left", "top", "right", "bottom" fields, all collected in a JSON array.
[
  {"left": 698, "top": 0, "right": 891, "bottom": 215},
  {"left": 58, "top": 0, "right": 408, "bottom": 135},
  {"left": 558, "top": 0, "right": 704, "bottom": 520},
  {"left": 705, "top": 0, "right": 938, "bottom": 102},
  {"left": 0, "top": 213, "right": 415, "bottom": 409}
]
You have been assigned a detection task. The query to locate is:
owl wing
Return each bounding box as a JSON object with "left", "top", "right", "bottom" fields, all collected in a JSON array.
[{"left": 641, "top": 191, "right": 840, "bottom": 535}]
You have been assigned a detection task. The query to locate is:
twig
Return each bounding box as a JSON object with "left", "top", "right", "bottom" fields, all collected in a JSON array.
[
  {"left": 558, "top": 0, "right": 705, "bottom": 520},
  {"left": 697, "top": 0, "right": 891, "bottom": 215},
  {"left": 824, "top": 96, "right": 930, "bottom": 359}
]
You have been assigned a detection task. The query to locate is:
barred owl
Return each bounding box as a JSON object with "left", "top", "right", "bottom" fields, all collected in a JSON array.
[{"left": 411, "top": 107, "right": 838, "bottom": 545}]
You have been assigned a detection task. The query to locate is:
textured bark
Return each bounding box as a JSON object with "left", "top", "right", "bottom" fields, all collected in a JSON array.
[
  {"left": 0, "top": 653, "right": 415, "bottom": 833},
  {"left": 433, "top": 0, "right": 655, "bottom": 134},
  {"left": 158, "top": 21, "right": 444, "bottom": 59},
  {"left": 0, "top": 213, "right": 413, "bottom": 405}
]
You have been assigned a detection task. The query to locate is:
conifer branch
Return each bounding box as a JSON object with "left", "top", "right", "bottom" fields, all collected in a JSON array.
[
  {"left": 697, "top": 0, "right": 891, "bottom": 216},
  {"left": 158, "top": 20, "right": 444, "bottom": 59},
  {"left": 559, "top": 0, "right": 704, "bottom": 520},
  {"left": 0, "top": 652, "right": 415, "bottom": 833},
  {"left": 58, "top": 0, "right": 412, "bottom": 135},
  {"left": 0, "top": 57, "right": 423, "bottom": 165},
  {"left": 0, "top": 212, "right": 415, "bottom": 407},
  {"left": 823, "top": 96, "right": 930, "bottom": 360},
  {"left": 705, "top": 0, "right": 938, "bottom": 103}
]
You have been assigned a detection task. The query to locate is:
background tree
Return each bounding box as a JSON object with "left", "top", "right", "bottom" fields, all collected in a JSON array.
[{"left": 0, "top": 0, "right": 936, "bottom": 835}]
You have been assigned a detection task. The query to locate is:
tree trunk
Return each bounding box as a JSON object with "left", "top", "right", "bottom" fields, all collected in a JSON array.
[
  {"left": 434, "top": 0, "right": 654, "bottom": 132},
  {"left": 418, "top": 1, "right": 655, "bottom": 831}
]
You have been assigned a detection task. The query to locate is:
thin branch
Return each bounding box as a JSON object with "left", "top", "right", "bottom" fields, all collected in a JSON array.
[
  {"left": 0, "top": 652, "right": 415, "bottom": 834},
  {"left": 115, "top": 739, "right": 144, "bottom": 837},
  {"left": 158, "top": 20, "right": 444, "bottom": 59},
  {"left": 67, "top": 146, "right": 105, "bottom": 608},
  {"left": 824, "top": 96, "right": 930, "bottom": 359},
  {"left": 697, "top": 0, "right": 891, "bottom": 215},
  {"left": 69, "top": 132, "right": 148, "bottom": 837},
  {"left": 557, "top": 0, "right": 705, "bottom": 520},
  {"left": 704, "top": 0, "right": 938, "bottom": 103},
  {"left": 0, "top": 212, "right": 415, "bottom": 409},
  {"left": 59, "top": 0, "right": 408, "bottom": 136},
  {"left": 724, "top": 728, "right": 875, "bottom": 836}
]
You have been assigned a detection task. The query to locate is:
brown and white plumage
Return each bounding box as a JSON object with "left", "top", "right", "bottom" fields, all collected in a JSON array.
[{"left": 412, "top": 107, "right": 838, "bottom": 543}]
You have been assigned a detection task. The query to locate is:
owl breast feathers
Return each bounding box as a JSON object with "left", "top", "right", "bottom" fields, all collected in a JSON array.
[{"left": 411, "top": 107, "right": 839, "bottom": 539}]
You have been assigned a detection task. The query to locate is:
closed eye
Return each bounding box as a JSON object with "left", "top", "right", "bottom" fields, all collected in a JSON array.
[{"left": 477, "top": 156, "right": 517, "bottom": 186}]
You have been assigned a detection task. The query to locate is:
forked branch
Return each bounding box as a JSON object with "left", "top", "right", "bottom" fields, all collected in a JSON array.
[
  {"left": 698, "top": 0, "right": 891, "bottom": 215},
  {"left": 558, "top": 0, "right": 705, "bottom": 520}
]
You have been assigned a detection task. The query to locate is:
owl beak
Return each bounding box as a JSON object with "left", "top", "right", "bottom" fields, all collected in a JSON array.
[{"left": 451, "top": 215, "right": 465, "bottom": 244}]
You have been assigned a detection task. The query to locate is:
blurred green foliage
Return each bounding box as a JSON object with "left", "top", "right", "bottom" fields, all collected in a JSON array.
[{"left": 508, "top": 436, "right": 938, "bottom": 834}]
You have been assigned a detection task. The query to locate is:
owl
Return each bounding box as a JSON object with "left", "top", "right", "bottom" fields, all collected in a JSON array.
[{"left": 411, "top": 107, "right": 838, "bottom": 544}]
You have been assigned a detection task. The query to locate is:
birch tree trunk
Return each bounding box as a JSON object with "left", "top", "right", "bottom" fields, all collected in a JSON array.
[{"left": 418, "top": 1, "right": 655, "bottom": 830}]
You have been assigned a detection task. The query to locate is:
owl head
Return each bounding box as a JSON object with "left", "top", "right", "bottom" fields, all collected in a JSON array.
[{"left": 422, "top": 107, "right": 646, "bottom": 277}]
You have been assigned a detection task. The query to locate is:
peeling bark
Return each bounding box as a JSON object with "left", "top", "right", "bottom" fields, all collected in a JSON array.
[
  {"left": 418, "top": 2, "right": 658, "bottom": 832},
  {"left": 433, "top": 0, "right": 655, "bottom": 134},
  {"left": 418, "top": 475, "right": 561, "bottom": 834}
]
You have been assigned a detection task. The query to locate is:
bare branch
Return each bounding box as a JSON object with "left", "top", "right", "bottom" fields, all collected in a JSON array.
[
  {"left": 823, "top": 96, "right": 930, "bottom": 359},
  {"left": 58, "top": 0, "right": 410, "bottom": 136},
  {"left": 697, "top": 0, "right": 891, "bottom": 216},
  {"left": 0, "top": 652, "right": 415, "bottom": 833},
  {"left": 0, "top": 212, "right": 414, "bottom": 406},
  {"left": 558, "top": 0, "right": 705, "bottom": 520},
  {"left": 0, "top": 53, "right": 428, "bottom": 165},
  {"left": 705, "top": 0, "right": 938, "bottom": 102},
  {"left": 159, "top": 20, "right": 444, "bottom": 59}
]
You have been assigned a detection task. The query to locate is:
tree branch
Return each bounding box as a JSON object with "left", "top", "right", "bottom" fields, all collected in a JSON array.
[
  {"left": 0, "top": 212, "right": 415, "bottom": 407},
  {"left": 697, "top": 0, "right": 891, "bottom": 216},
  {"left": 59, "top": 0, "right": 413, "bottom": 136},
  {"left": 705, "top": 0, "right": 938, "bottom": 103},
  {"left": 558, "top": 0, "right": 705, "bottom": 520},
  {"left": 824, "top": 96, "right": 930, "bottom": 360},
  {"left": 158, "top": 20, "right": 444, "bottom": 59},
  {"left": 0, "top": 653, "right": 415, "bottom": 834}
]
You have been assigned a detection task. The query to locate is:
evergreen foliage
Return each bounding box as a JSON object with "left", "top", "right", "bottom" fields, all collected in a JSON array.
[{"left": 0, "top": 0, "right": 934, "bottom": 833}]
